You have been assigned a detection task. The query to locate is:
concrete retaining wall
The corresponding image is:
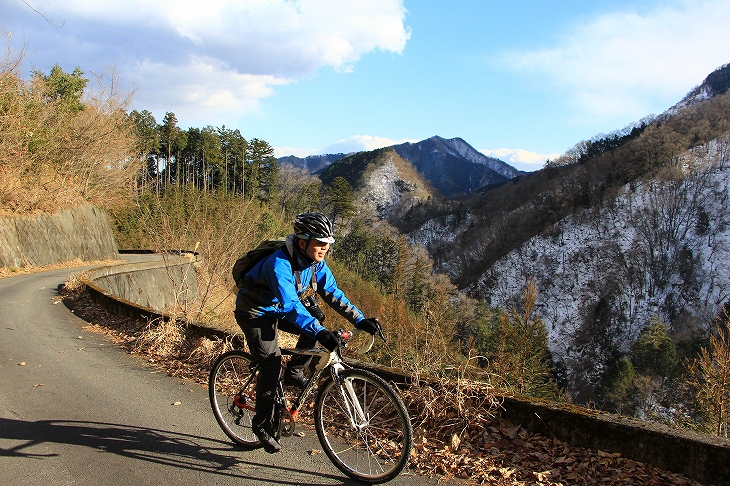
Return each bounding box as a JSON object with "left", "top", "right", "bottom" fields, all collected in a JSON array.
[
  {"left": 0, "top": 205, "right": 118, "bottom": 267},
  {"left": 500, "top": 396, "right": 729, "bottom": 484},
  {"left": 83, "top": 252, "right": 199, "bottom": 317}
]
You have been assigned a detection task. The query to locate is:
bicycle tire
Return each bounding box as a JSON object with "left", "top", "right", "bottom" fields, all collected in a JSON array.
[
  {"left": 314, "top": 369, "right": 413, "bottom": 484},
  {"left": 209, "top": 350, "right": 261, "bottom": 449}
]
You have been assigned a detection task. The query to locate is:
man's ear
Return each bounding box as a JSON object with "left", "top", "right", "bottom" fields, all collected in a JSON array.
[{"left": 297, "top": 239, "right": 307, "bottom": 251}]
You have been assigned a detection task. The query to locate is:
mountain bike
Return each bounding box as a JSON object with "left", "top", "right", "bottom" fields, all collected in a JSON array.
[{"left": 209, "top": 327, "right": 413, "bottom": 484}]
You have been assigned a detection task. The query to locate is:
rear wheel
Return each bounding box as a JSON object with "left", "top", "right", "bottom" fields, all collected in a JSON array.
[
  {"left": 209, "top": 350, "right": 260, "bottom": 448},
  {"left": 314, "top": 369, "right": 413, "bottom": 484}
]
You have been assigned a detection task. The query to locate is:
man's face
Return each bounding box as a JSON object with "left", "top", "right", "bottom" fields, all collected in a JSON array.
[{"left": 299, "top": 239, "right": 330, "bottom": 263}]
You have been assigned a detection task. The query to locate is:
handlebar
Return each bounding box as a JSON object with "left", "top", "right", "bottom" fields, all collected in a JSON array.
[
  {"left": 311, "top": 326, "right": 383, "bottom": 370},
  {"left": 340, "top": 328, "right": 376, "bottom": 355},
  {"left": 341, "top": 318, "right": 386, "bottom": 353}
]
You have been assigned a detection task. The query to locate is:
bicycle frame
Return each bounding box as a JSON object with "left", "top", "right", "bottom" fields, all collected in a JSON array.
[{"left": 278, "top": 330, "right": 374, "bottom": 426}]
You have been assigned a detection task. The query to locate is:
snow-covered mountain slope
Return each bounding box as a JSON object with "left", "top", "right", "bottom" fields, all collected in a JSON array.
[
  {"left": 465, "top": 135, "right": 730, "bottom": 393},
  {"left": 357, "top": 151, "right": 437, "bottom": 219}
]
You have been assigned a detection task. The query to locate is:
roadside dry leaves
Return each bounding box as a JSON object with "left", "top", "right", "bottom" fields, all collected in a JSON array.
[
  {"left": 63, "top": 288, "right": 712, "bottom": 486},
  {"left": 408, "top": 418, "right": 705, "bottom": 485}
]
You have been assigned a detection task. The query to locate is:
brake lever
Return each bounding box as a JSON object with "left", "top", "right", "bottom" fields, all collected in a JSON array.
[{"left": 372, "top": 317, "right": 386, "bottom": 342}]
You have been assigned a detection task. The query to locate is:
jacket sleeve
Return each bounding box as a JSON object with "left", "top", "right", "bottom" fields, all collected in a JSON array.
[
  {"left": 315, "top": 261, "right": 364, "bottom": 325},
  {"left": 264, "top": 253, "right": 326, "bottom": 338}
]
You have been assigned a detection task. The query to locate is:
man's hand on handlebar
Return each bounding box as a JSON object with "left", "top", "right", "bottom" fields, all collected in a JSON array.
[
  {"left": 316, "top": 329, "right": 340, "bottom": 352},
  {"left": 357, "top": 317, "right": 385, "bottom": 341}
]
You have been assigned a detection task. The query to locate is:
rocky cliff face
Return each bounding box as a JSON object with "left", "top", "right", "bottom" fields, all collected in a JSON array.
[
  {"left": 357, "top": 151, "right": 437, "bottom": 219},
  {"left": 467, "top": 137, "right": 730, "bottom": 395}
]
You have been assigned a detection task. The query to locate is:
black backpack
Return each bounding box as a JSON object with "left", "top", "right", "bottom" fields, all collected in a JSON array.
[{"left": 232, "top": 239, "right": 287, "bottom": 289}]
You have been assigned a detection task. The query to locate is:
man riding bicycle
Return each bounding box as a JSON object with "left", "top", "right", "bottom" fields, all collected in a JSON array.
[{"left": 234, "top": 212, "right": 381, "bottom": 453}]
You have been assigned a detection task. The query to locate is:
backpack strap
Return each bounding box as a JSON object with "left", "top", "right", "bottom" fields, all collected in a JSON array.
[
  {"left": 287, "top": 236, "right": 318, "bottom": 297},
  {"left": 293, "top": 266, "right": 317, "bottom": 295},
  {"left": 294, "top": 269, "right": 303, "bottom": 294}
]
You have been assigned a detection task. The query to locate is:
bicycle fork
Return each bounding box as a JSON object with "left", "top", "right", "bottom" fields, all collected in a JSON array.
[{"left": 332, "top": 364, "right": 368, "bottom": 429}]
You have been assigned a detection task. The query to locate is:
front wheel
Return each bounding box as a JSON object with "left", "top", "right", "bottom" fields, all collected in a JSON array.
[
  {"left": 314, "top": 369, "right": 413, "bottom": 484},
  {"left": 209, "top": 350, "right": 260, "bottom": 449}
]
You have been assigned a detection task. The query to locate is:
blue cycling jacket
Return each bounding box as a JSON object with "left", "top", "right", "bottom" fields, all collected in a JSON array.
[{"left": 235, "top": 236, "right": 364, "bottom": 338}]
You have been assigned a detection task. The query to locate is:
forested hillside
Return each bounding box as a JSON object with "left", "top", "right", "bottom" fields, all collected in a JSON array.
[
  {"left": 0, "top": 60, "right": 136, "bottom": 214},
  {"left": 396, "top": 63, "right": 730, "bottom": 431}
]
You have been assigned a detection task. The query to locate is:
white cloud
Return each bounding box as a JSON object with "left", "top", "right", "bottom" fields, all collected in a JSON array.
[
  {"left": 131, "top": 56, "right": 291, "bottom": 123},
  {"left": 481, "top": 148, "right": 559, "bottom": 172},
  {"left": 274, "top": 134, "right": 417, "bottom": 158},
  {"left": 16, "top": 0, "right": 409, "bottom": 122},
  {"left": 44, "top": 0, "right": 409, "bottom": 76},
  {"left": 500, "top": 0, "right": 730, "bottom": 119}
]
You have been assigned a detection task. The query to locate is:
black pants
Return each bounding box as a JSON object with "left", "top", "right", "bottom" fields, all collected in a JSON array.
[{"left": 234, "top": 310, "right": 316, "bottom": 430}]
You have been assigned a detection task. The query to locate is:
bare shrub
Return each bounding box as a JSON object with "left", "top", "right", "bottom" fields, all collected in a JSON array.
[
  {"left": 132, "top": 318, "right": 187, "bottom": 359},
  {"left": 187, "top": 336, "right": 235, "bottom": 369},
  {"left": 62, "top": 271, "right": 88, "bottom": 294},
  {"left": 0, "top": 46, "right": 138, "bottom": 214},
  {"left": 402, "top": 362, "right": 503, "bottom": 441}
]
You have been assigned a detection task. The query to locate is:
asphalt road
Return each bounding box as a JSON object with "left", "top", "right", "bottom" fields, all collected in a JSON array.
[{"left": 0, "top": 260, "right": 462, "bottom": 486}]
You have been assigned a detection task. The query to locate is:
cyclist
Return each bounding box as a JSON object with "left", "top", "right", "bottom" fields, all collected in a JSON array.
[{"left": 234, "top": 212, "right": 381, "bottom": 453}]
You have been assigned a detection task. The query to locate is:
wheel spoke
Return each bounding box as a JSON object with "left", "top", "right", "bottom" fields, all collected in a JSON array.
[
  {"left": 315, "top": 369, "right": 412, "bottom": 483},
  {"left": 209, "top": 351, "right": 260, "bottom": 449}
]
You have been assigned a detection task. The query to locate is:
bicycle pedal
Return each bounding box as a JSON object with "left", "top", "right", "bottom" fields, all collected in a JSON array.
[{"left": 278, "top": 408, "right": 296, "bottom": 437}]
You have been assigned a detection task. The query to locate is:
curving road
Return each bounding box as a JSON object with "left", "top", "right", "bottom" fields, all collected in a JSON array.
[{"left": 0, "top": 259, "right": 462, "bottom": 485}]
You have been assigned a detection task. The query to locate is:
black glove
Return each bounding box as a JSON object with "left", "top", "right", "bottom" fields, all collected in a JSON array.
[
  {"left": 316, "top": 329, "right": 340, "bottom": 352},
  {"left": 356, "top": 318, "right": 381, "bottom": 336}
]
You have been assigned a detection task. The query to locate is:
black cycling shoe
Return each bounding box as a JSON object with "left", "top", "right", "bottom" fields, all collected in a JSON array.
[
  {"left": 252, "top": 426, "right": 281, "bottom": 454},
  {"left": 284, "top": 374, "right": 309, "bottom": 390}
]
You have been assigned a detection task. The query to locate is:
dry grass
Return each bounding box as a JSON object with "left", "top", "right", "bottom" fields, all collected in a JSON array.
[
  {"left": 132, "top": 318, "right": 188, "bottom": 359},
  {"left": 187, "top": 336, "right": 235, "bottom": 369}
]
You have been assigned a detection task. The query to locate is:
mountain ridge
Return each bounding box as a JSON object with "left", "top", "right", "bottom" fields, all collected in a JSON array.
[
  {"left": 390, "top": 136, "right": 523, "bottom": 196},
  {"left": 277, "top": 153, "right": 346, "bottom": 173},
  {"left": 666, "top": 62, "right": 730, "bottom": 114},
  {"left": 279, "top": 136, "right": 524, "bottom": 197}
]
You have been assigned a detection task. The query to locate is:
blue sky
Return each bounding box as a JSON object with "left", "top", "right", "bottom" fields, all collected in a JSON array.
[{"left": 4, "top": 0, "right": 730, "bottom": 171}]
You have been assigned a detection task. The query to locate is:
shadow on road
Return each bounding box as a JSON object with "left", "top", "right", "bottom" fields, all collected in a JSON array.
[{"left": 0, "top": 417, "right": 361, "bottom": 485}]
